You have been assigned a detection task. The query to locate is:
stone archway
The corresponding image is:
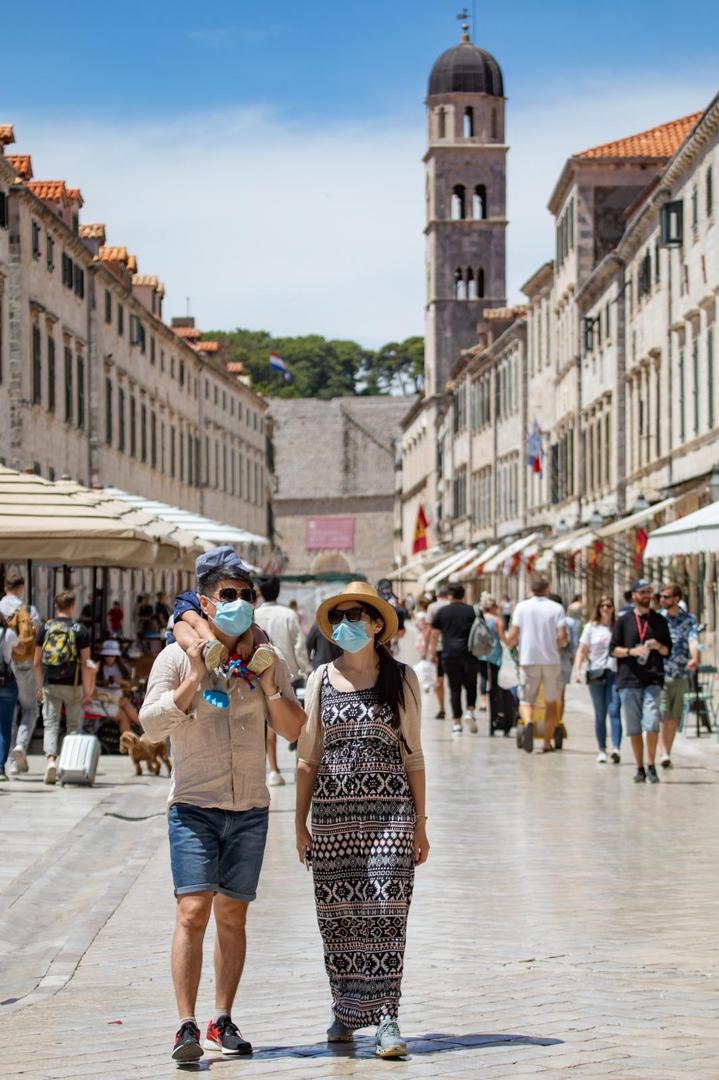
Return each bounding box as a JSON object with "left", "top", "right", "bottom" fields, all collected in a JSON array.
[{"left": 310, "top": 551, "right": 352, "bottom": 575}]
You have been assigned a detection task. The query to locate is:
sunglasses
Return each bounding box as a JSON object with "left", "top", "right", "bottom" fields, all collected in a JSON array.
[
  {"left": 600, "top": 603, "right": 613, "bottom": 608},
  {"left": 327, "top": 606, "right": 368, "bottom": 625},
  {"left": 660, "top": 594, "right": 674, "bottom": 601},
  {"left": 209, "top": 587, "right": 255, "bottom": 603}
]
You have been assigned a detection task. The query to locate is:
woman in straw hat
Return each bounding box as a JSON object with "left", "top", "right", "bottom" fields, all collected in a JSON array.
[{"left": 296, "top": 581, "right": 429, "bottom": 1059}]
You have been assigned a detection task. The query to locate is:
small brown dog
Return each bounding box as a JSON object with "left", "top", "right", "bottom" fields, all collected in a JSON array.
[{"left": 119, "top": 731, "right": 172, "bottom": 777}]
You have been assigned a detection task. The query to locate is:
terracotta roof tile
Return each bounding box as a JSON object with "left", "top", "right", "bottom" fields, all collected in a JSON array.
[
  {"left": 98, "top": 245, "right": 129, "bottom": 264},
  {"left": 173, "top": 325, "right": 202, "bottom": 340},
  {"left": 195, "top": 340, "right": 220, "bottom": 352},
  {"left": 27, "top": 180, "right": 67, "bottom": 201},
  {"left": 577, "top": 113, "right": 702, "bottom": 161},
  {"left": 79, "top": 223, "right": 106, "bottom": 241},
  {"left": 226, "top": 361, "right": 245, "bottom": 373},
  {"left": 66, "top": 186, "right": 83, "bottom": 205},
  {"left": 0, "top": 124, "right": 15, "bottom": 147},
  {"left": 132, "top": 274, "right": 159, "bottom": 287},
  {"left": 127, "top": 254, "right": 138, "bottom": 273},
  {"left": 6, "top": 154, "right": 32, "bottom": 179}
]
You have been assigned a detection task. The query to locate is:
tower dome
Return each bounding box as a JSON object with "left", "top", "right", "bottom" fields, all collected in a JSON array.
[{"left": 428, "top": 38, "right": 504, "bottom": 97}]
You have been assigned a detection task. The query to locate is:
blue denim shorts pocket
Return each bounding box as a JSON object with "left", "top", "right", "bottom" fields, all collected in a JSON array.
[{"left": 168, "top": 803, "right": 269, "bottom": 902}]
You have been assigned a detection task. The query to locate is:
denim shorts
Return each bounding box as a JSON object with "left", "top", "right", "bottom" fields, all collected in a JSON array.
[
  {"left": 618, "top": 685, "right": 662, "bottom": 737},
  {"left": 168, "top": 803, "right": 269, "bottom": 902}
]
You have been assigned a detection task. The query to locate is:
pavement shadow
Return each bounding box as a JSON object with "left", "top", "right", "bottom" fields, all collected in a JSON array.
[{"left": 176, "top": 1031, "right": 561, "bottom": 1069}]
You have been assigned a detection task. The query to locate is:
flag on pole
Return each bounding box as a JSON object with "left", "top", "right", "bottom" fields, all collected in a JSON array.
[
  {"left": 634, "top": 528, "right": 648, "bottom": 569},
  {"left": 527, "top": 419, "right": 544, "bottom": 476},
  {"left": 412, "top": 505, "right": 429, "bottom": 554},
  {"left": 269, "top": 353, "right": 292, "bottom": 381}
]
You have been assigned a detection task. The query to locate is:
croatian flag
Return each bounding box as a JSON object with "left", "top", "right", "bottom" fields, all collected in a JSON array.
[{"left": 269, "top": 353, "right": 292, "bottom": 381}]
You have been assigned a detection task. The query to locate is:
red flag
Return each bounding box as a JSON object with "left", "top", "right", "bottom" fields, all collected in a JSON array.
[
  {"left": 634, "top": 528, "right": 648, "bottom": 569},
  {"left": 589, "top": 539, "right": 604, "bottom": 571},
  {"left": 412, "top": 505, "right": 429, "bottom": 555}
]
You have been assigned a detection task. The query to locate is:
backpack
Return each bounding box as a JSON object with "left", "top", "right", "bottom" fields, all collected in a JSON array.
[
  {"left": 41, "top": 619, "right": 79, "bottom": 681},
  {"left": 7, "top": 605, "right": 36, "bottom": 664},
  {"left": 468, "top": 605, "right": 494, "bottom": 659},
  {"left": 0, "top": 629, "right": 16, "bottom": 688}
]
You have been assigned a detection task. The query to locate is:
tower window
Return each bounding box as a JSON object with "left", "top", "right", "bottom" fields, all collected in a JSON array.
[
  {"left": 466, "top": 268, "right": 477, "bottom": 300},
  {"left": 478, "top": 267, "right": 485, "bottom": 298},
  {"left": 463, "top": 107, "right": 474, "bottom": 138},
  {"left": 451, "top": 184, "right": 466, "bottom": 220},
  {"left": 491, "top": 108, "right": 498, "bottom": 140},
  {"left": 454, "top": 268, "right": 466, "bottom": 300},
  {"left": 473, "top": 184, "right": 487, "bottom": 219},
  {"left": 437, "top": 107, "right": 446, "bottom": 139}
]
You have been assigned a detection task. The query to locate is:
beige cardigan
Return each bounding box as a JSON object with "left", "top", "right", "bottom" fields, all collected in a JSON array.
[{"left": 297, "top": 661, "right": 425, "bottom": 773}]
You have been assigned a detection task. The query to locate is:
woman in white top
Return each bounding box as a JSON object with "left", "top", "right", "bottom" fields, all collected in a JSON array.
[
  {"left": 0, "top": 613, "right": 20, "bottom": 780},
  {"left": 573, "top": 596, "right": 622, "bottom": 764}
]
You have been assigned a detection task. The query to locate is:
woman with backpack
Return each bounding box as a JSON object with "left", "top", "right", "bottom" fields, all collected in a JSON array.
[
  {"left": 295, "top": 582, "right": 428, "bottom": 1059},
  {"left": 0, "top": 612, "right": 20, "bottom": 782}
]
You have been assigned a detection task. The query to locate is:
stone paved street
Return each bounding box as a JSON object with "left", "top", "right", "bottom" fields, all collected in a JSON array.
[{"left": 2, "top": 675, "right": 719, "bottom": 1080}]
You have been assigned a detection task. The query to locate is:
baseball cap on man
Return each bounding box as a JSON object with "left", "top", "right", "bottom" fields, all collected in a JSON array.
[
  {"left": 631, "top": 578, "right": 652, "bottom": 592},
  {"left": 195, "top": 546, "right": 252, "bottom": 583}
]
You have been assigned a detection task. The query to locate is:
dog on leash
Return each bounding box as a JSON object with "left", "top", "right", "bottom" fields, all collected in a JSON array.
[{"left": 119, "top": 731, "right": 172, "bottom": 777}]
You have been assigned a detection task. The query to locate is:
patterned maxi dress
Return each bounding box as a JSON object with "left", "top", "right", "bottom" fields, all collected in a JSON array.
[{"left": 311, "top": 668, "right": 416, "bottom": 1029}]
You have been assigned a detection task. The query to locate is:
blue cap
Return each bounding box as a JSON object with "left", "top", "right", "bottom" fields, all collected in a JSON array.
[
  {"left": 195, "top": 546, "right": 252, "bottom": 583},
  {"left": 631, "top": 578, "right": 652, "bottom": 592}
]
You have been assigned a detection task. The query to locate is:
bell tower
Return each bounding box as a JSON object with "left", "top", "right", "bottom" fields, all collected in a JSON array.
[{"left": 424, "top": 16, "right": 507, "bottom": 396}]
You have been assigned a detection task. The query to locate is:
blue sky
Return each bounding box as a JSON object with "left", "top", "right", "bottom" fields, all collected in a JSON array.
[{"left": 3, "top": 0, "right": 718, "bottom": 343}]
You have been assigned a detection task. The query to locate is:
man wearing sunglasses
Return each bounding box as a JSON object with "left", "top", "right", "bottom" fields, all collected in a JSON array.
[
  {"left": 140, "top": 547, "right": 305, "bottom": 1063},
  {"left": 658, "top": 584, "right": 699, "bottom": 769}
]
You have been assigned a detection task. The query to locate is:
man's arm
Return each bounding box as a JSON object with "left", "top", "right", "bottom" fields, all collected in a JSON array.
[
  {"left": 79, "top": 647, "right": 94, "bottom": 704},
  {"left": 505, "top": 617, "right": 520, "bottom": 650}
]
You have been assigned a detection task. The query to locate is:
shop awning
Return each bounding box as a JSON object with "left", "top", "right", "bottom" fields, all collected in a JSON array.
[
  {"left": 482, "top": 534, "right": 539, "bottom": 574},
  {"left": 645, "top": 501, "right": 719, "bottom": 558},
  {"left": 598, "top": 497, "right": 676, "bottom": 539},
  {"left": 423, "top": 547, "right": 476, "bottom": 591},
  {"left": 553, "top": 527, "right": 594, "bottom": 554},
  {"left": 0, "top": 467, "right": 169, "bottom": 567},
  {"left": 387, "top": 545, "right": 443, "bottom": 581},
  {"left": 105, "top": 488, "right": 269, "bottom": 554},
  {"left": 456, "top": 543, "right": 501, "bottom": 580}
]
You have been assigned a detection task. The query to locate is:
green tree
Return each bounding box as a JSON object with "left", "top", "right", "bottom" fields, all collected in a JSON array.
[{"left": 363, "top": 336, "right": 425, "bottom": 395}]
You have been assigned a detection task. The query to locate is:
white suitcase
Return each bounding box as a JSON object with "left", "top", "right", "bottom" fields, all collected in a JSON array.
[{"left": 57, "top": 733, "right": 101, "bottom": 786}]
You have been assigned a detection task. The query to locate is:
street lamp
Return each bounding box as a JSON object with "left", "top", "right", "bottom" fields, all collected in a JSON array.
[
  {"left": 557, "top": 518, "right": 570, "bottom": 534},
  {"left": 632, "top": 493, "right": 650, "bottom": 514},
  {"left": 589, "top": 507, "right": 603, "bottom": 531},
  {"left": 709, "top": 463, "right": 719, "bottom": 504}
]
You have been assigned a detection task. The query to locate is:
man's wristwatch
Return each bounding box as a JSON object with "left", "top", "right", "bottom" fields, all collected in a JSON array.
[{"left": 266, "top": 687, "right": 282, "bottom": 701}]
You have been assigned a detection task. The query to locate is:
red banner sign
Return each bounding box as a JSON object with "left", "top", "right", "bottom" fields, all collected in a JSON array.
[{"left": 305, "top": 516, "right": 355, "bottom": 552}]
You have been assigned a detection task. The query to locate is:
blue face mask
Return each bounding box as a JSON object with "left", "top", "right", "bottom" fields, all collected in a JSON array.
[
  {"left": 331, "top": 618, "right": 372, "bottom": 653},
  {"left": 212, "top": 598, "right": 254, "bottom": 637}
]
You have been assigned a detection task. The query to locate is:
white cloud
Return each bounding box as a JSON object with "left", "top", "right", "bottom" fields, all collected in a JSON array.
[{"left": 10, "top": 72, "right": 716, "bottom": 347}]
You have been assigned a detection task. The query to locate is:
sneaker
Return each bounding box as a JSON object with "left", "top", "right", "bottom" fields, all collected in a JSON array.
[
  {"left": 463, "top": 711, "right": 478, "bottom": 734},
  {"left": 327, "top": 1014, "right": 354, "bottom": 1043},
  {"left": 267, "top": 770, "right": 285, "bottom": 787},
  {"left": 451, "top": 722, "right": 462, "bottom": 735},
  {"left": 12, "top": 745, "right": 28, "bottom": 773},
  {"left": 0, "top": 769, "right": 7, "bottom": 782},
  {"left": 647, "top": 764, "right": 660, "bottom": 784},
  {"left": 633, "top": 766, "right": 647, "bottom": 784},
  {"left": 660, "top": 753, "right": 673, "bottom": 769},
  {"left": 435, "top": 710, "right": 445, "bottom": 720},
  {"left": 610, "top": 748, "right": 621, "bottom": 764},
  {"left": 596, "top": 751, "right": 607, "bottom": 764},
  {"left": 44, "top": 762, "right": 57, "bottom": 786},
  {"left": 172, "top": 1020, "right": 203, "bottom": 1062},
  {"left": 203, "top": 639, "right": 225, "bottom": 673},
  {"left": 375, "top": 1017, "right": 408, "bottom": 1059},
  {"left": 204, "top": 1016, "right": 252, "bottom": 1056},
  {"left": 8, "top": 759, "right": 19, "bottom": 776}
]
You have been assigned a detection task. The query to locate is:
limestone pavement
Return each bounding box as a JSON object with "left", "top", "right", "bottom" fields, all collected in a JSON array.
[{"left": 1, "top": 679, "right": 719, "bottom": 1079}]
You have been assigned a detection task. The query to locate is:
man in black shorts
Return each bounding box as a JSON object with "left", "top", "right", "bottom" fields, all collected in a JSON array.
[{"left": 429, "top": 583, "right": 479, "bottom": 735}]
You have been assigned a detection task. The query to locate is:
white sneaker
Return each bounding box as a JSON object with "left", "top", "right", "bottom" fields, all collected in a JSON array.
[
  {"left": 44, "top": 761, "right": 57, "bottom": 785},
  {"left": 610, "top": 748, "right": 621, "bottom": 764},
  {"left": 660, "top": 752, "right": 672, "bottom": 769},
  {"left": 451, "top": 722, "right": 462, "bottom": 735},
  {"left": 12, "top": 745, "right": 28, "bottom": 772},
  {"left": 596, "top": 751, "right": 607, "bottom": 764},
  {"left": 463, "top": 711, "right": 478, "bottom": 734},
  {"left": 267, "top": 770, "right": 285, "bottom": 787}
]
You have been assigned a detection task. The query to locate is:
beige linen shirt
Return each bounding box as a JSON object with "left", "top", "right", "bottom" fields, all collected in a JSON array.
[
  {"left": 297, "top": 662, "right": 425, "bottom": 773},
  {"left": 140, "top": 643, "right": 298, "bottom": 811},
  {"left": 253, "top": 601, "right": 311, "bottom": 678}
]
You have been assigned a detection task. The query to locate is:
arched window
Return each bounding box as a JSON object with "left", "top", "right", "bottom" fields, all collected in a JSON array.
[
  {"left": 473, "top": 184, "right": 487, "bottom": 219},
  {"left": 466, "top": 268, "right": 477, "bottom": 300},
  {"left": 463, "top": 107, "right": 474, "bottom": 138},
  {"left": 454, "top": 268, "right": 466, "bottom": 300},
  {"left": 491, "top": 108, "right": 498, "bottom": 140},
  {"left": 451, "top": 184, "right": 466, "bottom": 220},
  {"left": 477, "top": 267, "right": 485, "bottom": 297},
  {"left": 437, "top": 107, "right": 446, "bottom": 139}
]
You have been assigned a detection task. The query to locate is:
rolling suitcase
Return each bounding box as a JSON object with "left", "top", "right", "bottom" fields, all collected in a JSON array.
[{"left": 57, "top": 732, "right": 101, "bottom": 786}]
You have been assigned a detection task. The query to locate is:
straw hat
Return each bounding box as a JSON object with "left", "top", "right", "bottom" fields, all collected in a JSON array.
[{"left": 316, "top": 581, "right": 399, "bottom": 645}]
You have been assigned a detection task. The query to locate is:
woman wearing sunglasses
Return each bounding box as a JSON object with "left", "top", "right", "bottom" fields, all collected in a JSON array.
[
  {"left": 296, "top": 582, "right": 428, "bottom": 1060},
  {"left": 573, "top": 596, "right": 622, "bottom": 763}
]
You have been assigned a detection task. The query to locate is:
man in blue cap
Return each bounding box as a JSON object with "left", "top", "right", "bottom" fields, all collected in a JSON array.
[
  {"left": 609, "top": 579, "right": 672, "bottom": 783},
  {"left": 141, "top": 545, "right": 305, "bottom": 1062}
]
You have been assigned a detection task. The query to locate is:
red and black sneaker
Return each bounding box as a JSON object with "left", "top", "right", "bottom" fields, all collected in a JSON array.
[
  {"left": 171, "top": 1020, "right": 203, "bottom": 1062},
  {"left": 204, "top": 1016, "right": 253, "bottom": 1055}
]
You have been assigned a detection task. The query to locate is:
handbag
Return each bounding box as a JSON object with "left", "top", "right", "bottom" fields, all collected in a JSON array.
[
  {"left": 586, "top": 667, "right": 607, "bottom": 683},
  {"left": 497, "top": 646, "right": 519, "bottom": 690}
]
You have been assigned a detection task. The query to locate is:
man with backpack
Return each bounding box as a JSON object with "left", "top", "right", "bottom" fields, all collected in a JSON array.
[
  {"left": 33, "top": 591, "right": 93, "bottom": 785},
  {"left": 429, "top": 583, "right": 480, "bottom": 734},
  {"left": 0, "top": 573, "right": 41, "bottom": 775}
]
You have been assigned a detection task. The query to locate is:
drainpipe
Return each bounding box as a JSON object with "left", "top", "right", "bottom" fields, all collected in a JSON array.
[
  {"left": 87, "top": 264, "right": 100, "bottom": 486},
  {"left": 7, "top": 183, "right": 24, "bottom": 470}
]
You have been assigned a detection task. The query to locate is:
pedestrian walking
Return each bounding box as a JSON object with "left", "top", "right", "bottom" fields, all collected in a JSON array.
[
  {"left": 426, "top": 584, "right": 450, "bottom": 719},
  {"left": 658, "top": 583, "right": 699, "bottom": 769},
  {"left": 506, "top": 576, "right": 568, "bottom": 754},
  {"left": 429, "top": 583, "right": 480, "bottom": 734},
  {"left": 139, "top": 556, "right": 304, "bottom": 1063},
  {"left": 573, "top": 596, "right": 622, "bottom": 764},
  {"left": 107, "top": 599, "right": 124, "bottom": 639},
  {"left": 552, "top": 594, "right": 580, "bottom": 729},
  {"left": 295, "top": 582, "right": 428, "bottom": 1059},
  {"left": 0, "top": 613, "right": 20, "bottom": 782},
  {"left": 501, "top": 594, "right": 512, "bottom": 631},
  {"left": 306, "top": 620, "right": 342, "bottom": 669},
  {"left": 1, "top": 572, "right": 41, "bottom": 776},
  {"left": 33, "top": 591, "right": 93, "bottom": 785},
  {"left": 609, "top": 579, "right": 672, "bottom": 784},
  {"left": 254, "top": 575, "right": 311, "bottom": 786}
]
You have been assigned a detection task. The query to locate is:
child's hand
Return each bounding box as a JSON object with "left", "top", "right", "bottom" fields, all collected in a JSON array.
[{"left": 236, "top": 628, "right": 255, "bottom": 662}]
